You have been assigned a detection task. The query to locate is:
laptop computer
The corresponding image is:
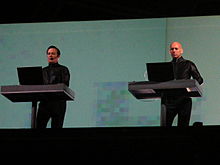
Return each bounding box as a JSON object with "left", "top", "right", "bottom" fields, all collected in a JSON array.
[
  {"left": 17, "top": 66, "right": 44, "bottom": 85},
  {"left": 146, "top": 62, "right": 174, "bottom": 82}
]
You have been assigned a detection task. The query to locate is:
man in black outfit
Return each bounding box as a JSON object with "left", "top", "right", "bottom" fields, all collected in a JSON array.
[
  {"left": 36, "top": 45, "right": 70, "bottom": 128},
  {"left": 163, "top": 41, "right": 203, "bottom": 127}
]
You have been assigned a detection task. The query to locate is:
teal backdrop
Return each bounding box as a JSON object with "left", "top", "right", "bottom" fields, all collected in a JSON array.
[{"left": 0, "top": 16, "right": 217, "bottom": 128}]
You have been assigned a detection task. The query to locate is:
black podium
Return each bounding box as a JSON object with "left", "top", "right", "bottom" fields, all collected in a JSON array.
[
  {"left": 128, "top": 79, "right": 202, "bottom": 126},
  {"left": 1, "top": 83, "right": 75, "bottom": 128}
]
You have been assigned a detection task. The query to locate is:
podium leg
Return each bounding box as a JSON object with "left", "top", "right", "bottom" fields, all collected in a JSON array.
[
  {"left": 31, "top": 101, "right": 37, "bottom": 128},
  {"left": 160, "top": 103, "right": 166, "bottom": 126},
  {"left": 160, "top": 94, "right": 167, "bottom": 127}
]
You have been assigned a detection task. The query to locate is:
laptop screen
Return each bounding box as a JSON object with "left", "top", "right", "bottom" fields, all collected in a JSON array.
[
  {"left": 146, "top": 62, "right": 174, "bottom": 82},
  {"left": 17, "top": 66, "right": 44, "bottom": 85}
]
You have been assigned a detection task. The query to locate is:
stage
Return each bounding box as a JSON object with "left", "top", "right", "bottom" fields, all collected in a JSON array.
[{"left": 0, "top": 126, "right": 219, "bottom": 163}]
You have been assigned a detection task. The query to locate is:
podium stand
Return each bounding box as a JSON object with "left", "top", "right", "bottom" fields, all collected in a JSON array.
[
  {"left": 128, "top": 79, "right": 202, "bottom": 126},
  {"left": 1, "top": 83, "right": 75, "bottom": 128}
]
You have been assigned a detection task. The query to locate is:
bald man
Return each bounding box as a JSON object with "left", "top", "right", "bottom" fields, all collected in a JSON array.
[{"left": 162, "top": 42, "right": 203, "bottom": 127}]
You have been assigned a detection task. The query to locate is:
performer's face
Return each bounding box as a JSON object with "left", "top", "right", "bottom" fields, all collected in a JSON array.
[
  {"left": 169, "top": 42, "right": 183, "bottom": 59},
  {"left": 47, "top": 48, "right": 60, "bottom": 63}
]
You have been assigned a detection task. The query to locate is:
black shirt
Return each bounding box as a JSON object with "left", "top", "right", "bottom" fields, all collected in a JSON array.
[
  {"left": 42, "top": 63, "right": 70, "bottom": 86},
  {"left": 163, "top": 56, "right": 204, "bottom": 105},
  {"left": 172, "top": 56, "right": 203, "bottom": 85}
]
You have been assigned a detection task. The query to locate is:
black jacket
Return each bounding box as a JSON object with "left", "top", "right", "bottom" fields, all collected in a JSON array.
[
  {"left": 172, "top": 56, "right": 203, "bottom": 85},
  {"left": 162, "top": 56, "right": 204, "bottom": 105},
  {"left": 42, "top": 63, "right": 70, "bottom": 86}
]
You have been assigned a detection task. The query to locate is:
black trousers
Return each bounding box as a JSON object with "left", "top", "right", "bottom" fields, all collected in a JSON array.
[
  {"left": 162, "top": 97, "right": 192, "bottom": 127},
  {"left": 36, "top": 101, "right": 67, "bottom": 128}
]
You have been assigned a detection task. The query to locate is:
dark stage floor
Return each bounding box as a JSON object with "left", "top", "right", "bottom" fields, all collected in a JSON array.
[{"left": 0, "top": 126, "right": 219, "bottom": 163}]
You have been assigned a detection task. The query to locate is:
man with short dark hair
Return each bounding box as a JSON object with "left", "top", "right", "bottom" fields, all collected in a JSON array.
[{"left": 36, "top": 45, "right": 70, "bottom": 128}]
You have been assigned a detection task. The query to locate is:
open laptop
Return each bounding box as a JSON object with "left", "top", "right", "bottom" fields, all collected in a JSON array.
[
  {"left": 146, "top": 62, "right": 174, "bottom": 82},
  {"left": 17, "top": 66, "right": 44, "bottom": 85}
]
